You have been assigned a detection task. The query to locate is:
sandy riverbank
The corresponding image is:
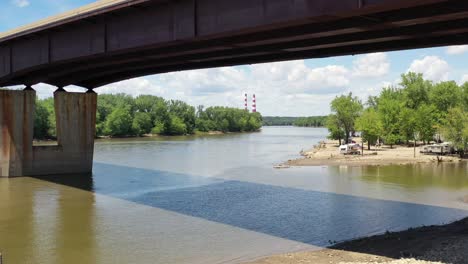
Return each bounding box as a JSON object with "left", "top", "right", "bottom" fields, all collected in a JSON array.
[
  {"left": 287, "top": 139, "right": 464, "bottom": 167},
  {"left": 246, "top": 217, "right": 468, "bottom": 264}
]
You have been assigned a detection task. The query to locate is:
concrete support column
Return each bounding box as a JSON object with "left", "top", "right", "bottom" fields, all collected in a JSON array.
[
  {"left": 0, "top": 89, "right": 97, "bottom": 177},
  {"left": 54, "top": 90, "right": 97, "bottom": 173},
  {"left": 0, "top": 89, "right": 35, "bottom": 177},
  {"left": 30, "top": 91, "right": 97, "bottom": 175}
]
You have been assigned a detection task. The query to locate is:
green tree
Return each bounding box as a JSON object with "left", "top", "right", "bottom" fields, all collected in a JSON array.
[
  {"left": 104, "top": 107, "right": 133, "bottom": 136},
  {"left": 399, "top": 107, "right": 417, "bottom": 145},
  {"left": 167, "top": 100, "right": 196, "bottom": 134},
  {"left": 29, "top": 98, "right": 59, "bottom": 139},
  {"left": 96, "top": 94, "right": 134, "bottom": 136},
  {"left": 132, "top": 112, "right": 153, "bottom": 136},
  {"left": 135, "top": 95, "right": 167, "bottom": 123},
  {"left": 377, "top": 88, "right": 403, "bottom": 148},
  {"left": 429, "top": 81, "right": 462, "bottom": 115},
  {"left": 326, "top": 114, "right": 345, "bottom": 145},
  {"left": 366, "top": 96, "right": 379, "bottom": 109},
  {"left": 34, "top": 98, "right": 51, "bottom": 139},
  {"left": 165, "top": 115, "right": 187, "bottom": 135},
  {"left": 330, "top": 93, "right": 363, "bottom": 144},
  {"left": 152, "top": 121, "right": 165, "bottom": 134},
  {"left": 355, "top": 108, "right": 382, "bottom": 150},
  {"left": 461, "top": 82, "right": 468, "bottom": 111},
  {"left": 247, "top": 112, "right": 262, "bottom": 131},
  {"left": 400, "top": 72, "right": 431, "bottom": 109},
  {"left": 32, "top": 92, "right": 264, "bottom": 138},
  {"left": 293, "top": 116, "right": 327, "bottom": 127},
  {"left": 442, "top": 107, "right": 468, "bottom": 157},
  {"left": 414, "top": 104, "right": 437, "bottom": 144},
  {"left": 197, "top": 106, "right": 261, "bottom": 133}
]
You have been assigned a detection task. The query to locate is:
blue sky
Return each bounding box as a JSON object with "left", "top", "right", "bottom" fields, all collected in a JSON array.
[{"left": 3, "top": 0, "right": 468, "bottom": 116}]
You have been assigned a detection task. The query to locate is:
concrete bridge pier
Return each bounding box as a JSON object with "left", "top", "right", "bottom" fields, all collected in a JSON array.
[
  {"left": 0, "top": 89, "right": 35, "bottom": 177},
  {"left": 0, "top": 88, "right": 97, "bottom": 177}
]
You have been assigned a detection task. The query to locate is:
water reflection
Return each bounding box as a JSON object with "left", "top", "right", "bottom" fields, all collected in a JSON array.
[
  {"left": 0, "top": 176, "right": 97, "bottom": 264},
  {"left": 329, "top": 163, "right": 468, "bottom": 190},
  {"left": 1, "top": 127, "right": 467, "bottom": 264},
  {"left": 0, "top": 178, "right": 35, "bottom": 263},
  {"left": 31, "top": 163, "right": 468, "bottom": 247},
  {"left": 54, "top": 176, "right": 97, "bottom": 264}
]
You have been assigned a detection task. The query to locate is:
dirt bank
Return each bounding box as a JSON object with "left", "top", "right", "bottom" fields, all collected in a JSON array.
[
  {"left": 246, "top": 217, "right": 468, "bottom": 264},
  {"left": 287, "top": 139, "right": 463, "bottom": 167}
]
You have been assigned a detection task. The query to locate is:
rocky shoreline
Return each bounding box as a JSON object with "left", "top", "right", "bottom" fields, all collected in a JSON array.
[{"left": 246, "top": 217, "right": 468, "bottom": 264}]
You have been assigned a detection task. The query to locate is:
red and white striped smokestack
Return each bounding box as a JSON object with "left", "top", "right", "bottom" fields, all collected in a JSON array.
[
  {"left": 252, "top": 94, "right": 257, "bottom": 113},
  {"left": 244, "top": 93, "right": 248, "bottom": 111}
]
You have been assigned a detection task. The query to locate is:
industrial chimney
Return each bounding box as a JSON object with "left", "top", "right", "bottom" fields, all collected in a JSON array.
[
  {"left": 244, "top": 93, "right": 248, "bottom": 111},
  {"left": 252, "top": 94, "right": 257, "bottom": 113}
]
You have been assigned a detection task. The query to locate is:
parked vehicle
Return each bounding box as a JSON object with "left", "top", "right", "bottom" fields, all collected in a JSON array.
[
  {"left": 420, "top": 142, "right": 454, "bottom": 155},
  {"left": 339, "top": 144, "right": 361, "bottom": 155}
]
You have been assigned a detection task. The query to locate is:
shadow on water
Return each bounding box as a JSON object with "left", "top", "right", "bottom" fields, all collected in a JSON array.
[{"left": 32, "top": 162, "right": 468, "bottom": 257}]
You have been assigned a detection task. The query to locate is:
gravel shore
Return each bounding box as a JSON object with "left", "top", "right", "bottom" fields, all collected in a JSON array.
[
  {"left": 340, "top": 260, "right": 443, "bottom": 264},
  {"left": 246, "top": 217, "right": 468, "bottom": 264}
]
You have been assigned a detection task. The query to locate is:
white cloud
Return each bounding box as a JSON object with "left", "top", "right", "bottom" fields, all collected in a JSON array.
[
  {"left": 15, "top": 50, "right": 459, "bottom": 116},
  {"left": 407, "top": 56, "right": 449, "bottom": 82},
  {"left": 352, "top": 53, "right": 390, "bottom": 77},
  {"left": 460, "top": 74, "right": 468, "bottom": 85},
  {"left": 91, "top": 60, "right": 352, "bottom": 115},
  {"left": 12, "top": 0, "right": 30, "bottom": 7},
  {"left": 250, "top": 60, "right": 350, "bottom": 95},
  {"left": 446, "top": 45, "right": 468, "bottom": 55},
  {"left": 159, "top": 67, "right": 246, "bottom": 96},
  {"left": 98, "top": 78, "right": 164, "bottom": 97}
]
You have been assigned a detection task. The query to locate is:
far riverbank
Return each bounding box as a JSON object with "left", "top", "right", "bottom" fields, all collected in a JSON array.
[
  {"left": 32, "top": 130, "right": 259, "bottom": 145},
  {"left": 287, "top": 138, "right": 465, "bottom": 167}
]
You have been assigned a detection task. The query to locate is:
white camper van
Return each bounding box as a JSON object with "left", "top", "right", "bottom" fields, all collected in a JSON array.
[
  {"left": 420, "top": 142, "right": 454, "bottom": 155},
  {"left": 339, "top": 144, "right": 361, "bottom": 155}
]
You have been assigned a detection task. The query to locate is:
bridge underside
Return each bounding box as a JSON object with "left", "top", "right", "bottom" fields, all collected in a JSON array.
[
  {"left": 1, "top": 0, "right": 467, "bottom": 177},
  {"left": 1, "top": 0, "right": 468, "bottom": 89}
]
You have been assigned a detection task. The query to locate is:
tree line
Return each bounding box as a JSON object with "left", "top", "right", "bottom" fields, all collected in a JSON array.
[
  {"left": 34, "top": 94, "right": 262, "bottom": 139},
  {"left": 293, "top": 116, "right": 327, "bottom": 127},
  {"left": 263, "top": 116, "right": 298, "bottom": 126},
  {"left": 326, "top": 72, "right": 468, "bottom": 156},
  {"left": 262, "top": 116, "right": 327, "bottom": 127}
]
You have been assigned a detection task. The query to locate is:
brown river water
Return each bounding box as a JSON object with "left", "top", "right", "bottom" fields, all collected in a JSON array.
[{"left": 0, "top": 127, "right": 467, "bottom": 264}]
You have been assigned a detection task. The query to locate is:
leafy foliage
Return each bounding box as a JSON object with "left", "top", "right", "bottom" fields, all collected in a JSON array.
[
  {"left": 325, "top": 114, "right": 345, "bottom": 145},
  {"left": 328, "top": 72, "right": 468, "bottom": 154},
  {"left": 293, "top": 116, "right": 327, "bottom": 127},
  {"left": 356, "top": 108, "right": 382, "bottom": 149},
  {"left": 442, "top": 107, "right": 468, "bottom": 156},
  {"left": 330, "top": 93, "right": 363, "bottom": 143},
  {"left": 33, "top": 94, "right": 262, "bottom": 139},
  {"left": 377, "top": 88, "right": 403, "bottom": 148},
  {"left": 262, "top": 116, "right": 327, "bottom": 127},
  {"left": 196, "top": 106, "right": 262, "bottom": 133},
  {"left": 262, "top": 116, "right": 298, "bottom": 126}
]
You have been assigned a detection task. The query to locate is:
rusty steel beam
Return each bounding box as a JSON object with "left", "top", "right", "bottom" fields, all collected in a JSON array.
[
  {"left": 44, "top": 17, "right": 468, "bottom": 87},
  {"left": 1, "top": 0, "right": 466, "bottom": 89},
  {"left": 75, "top": 32, "right": 468, "bottom": 88},
  {"left": 14, "top": 4, "right": 468, "bottom": 87}
]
